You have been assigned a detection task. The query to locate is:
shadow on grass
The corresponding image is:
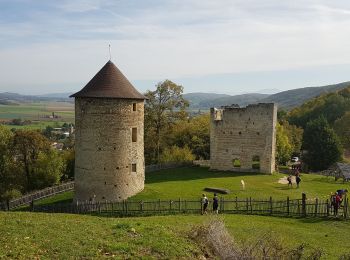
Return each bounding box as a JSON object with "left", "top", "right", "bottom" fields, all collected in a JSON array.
[{"left": 145, "top": 167, "right": 264, "bottom": 184}]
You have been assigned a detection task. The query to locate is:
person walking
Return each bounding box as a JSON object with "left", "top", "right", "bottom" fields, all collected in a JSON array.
[
  {"left": 213, "top": 193, "right": 219, "bottom": 214},
  {"left": 287, "top": 175, "right": 293, "bottom": 188},
  {"left": 334, "top": 192, "right": 341, "bottom": 217},
  {"left": 201, "top": 194, "right": 209, "bottom": 215},
  {"left": 296, "top": 175, "right": 301, "bottom": 188}
]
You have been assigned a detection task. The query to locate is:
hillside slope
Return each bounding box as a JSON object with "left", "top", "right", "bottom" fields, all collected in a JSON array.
[
  {"left": 1, "top": 212, "right": 350, "bottom": 259},
  {"left": 261, "top": 81, "right": 350, "bottom": 109},
  {"left": 184, "top": 81, "right": 350, "bottom": 110}
]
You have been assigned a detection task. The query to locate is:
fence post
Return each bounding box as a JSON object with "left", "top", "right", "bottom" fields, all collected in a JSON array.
[
  {"left": 221, "top": 198, "right": 225, "bottom": 213},
  {"left": 302, "top": 193, "right": 306, "bottom": 217},
  {"left": 315, "top": 198, "right": 318, "bottom": 217},
  {"left": 178, "top": 198, "right": 181, "bottom": 213},
  {"left": 235, "top": 197, "right": 238, "bottom": 212},
  {"left": 250, "top": 197, "right": 252, "bottom": 214},
  {"left": 326, "top": 199, "right": 329, "bottom": 217},
  {"left": 269, "top": 197, "right": 273, "bottom": 215},
  {"left": 344, "top": 197, "right": 348, "bottom": 219},
  {"left": 245, "top": 198, "right": 248, "bottom": 213},
  {"left": 140, "top": 201, "right": 143, "bottom": 213},
  {"left": 287, "top": 197, "right": 290, "bottom": 216},
  {"left": 30, "top": 200, "right": 34, "bottom": 212},
  {"left": 158, "top": 199, "right": 161, "bottom": 214},
  {"left": 169, "top": 200, "right": 172, "bottom": 213},
  {"left": 6, "top": 199, "right": 10, "bottom": 211}
]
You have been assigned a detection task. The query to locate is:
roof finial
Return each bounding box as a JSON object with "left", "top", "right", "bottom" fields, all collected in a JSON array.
[{"left": 109, "top": 44, "right": 112, "bottom": 61}]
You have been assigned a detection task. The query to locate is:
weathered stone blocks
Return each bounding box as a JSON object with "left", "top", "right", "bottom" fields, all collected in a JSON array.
[
  {"left": 74, "top": 98, "right": 145, "bottom": 202},
  {"left": 210, "top": 103, "right": 277, "bottom": 174}
]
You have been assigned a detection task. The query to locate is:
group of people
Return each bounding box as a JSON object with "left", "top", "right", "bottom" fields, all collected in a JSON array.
[
  {"left": 287, "top": 167, "right": 302, "bottom": 188},
  {"left": 331, "top": 189, "right": 348, "bottom": 216},
  {"left": 201, "top": 193, "right": 219, "bottom": 215}
]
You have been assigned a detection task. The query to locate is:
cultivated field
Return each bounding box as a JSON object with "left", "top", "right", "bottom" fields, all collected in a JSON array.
[{"left": 0, "top": 101, "right": 74, "bottom": 129}]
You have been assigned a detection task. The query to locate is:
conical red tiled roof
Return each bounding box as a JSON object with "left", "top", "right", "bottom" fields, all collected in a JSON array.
[{"left": 70, "top": 61, "right": 146, "bottom": 99}]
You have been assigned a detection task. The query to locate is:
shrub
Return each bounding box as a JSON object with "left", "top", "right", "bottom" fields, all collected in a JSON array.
[{"left": 160, "top": 145, "right": 195, "bottom": 163}]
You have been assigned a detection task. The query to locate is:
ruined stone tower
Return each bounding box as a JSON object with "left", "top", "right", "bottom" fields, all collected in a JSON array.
[
  {"left": 210, "top": 103, "right": 277, "bottom": 174},
  {"left": 71, "top": 61, "right": 146, "bottom": 202}
]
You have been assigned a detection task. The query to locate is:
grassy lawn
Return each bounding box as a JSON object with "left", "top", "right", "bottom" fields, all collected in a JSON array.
[
  {"left": 1, "top": 212, "right": 350, "bottom": 259},
  {"left": 38, "top": 167, "right": 350, "bottom": 206}
]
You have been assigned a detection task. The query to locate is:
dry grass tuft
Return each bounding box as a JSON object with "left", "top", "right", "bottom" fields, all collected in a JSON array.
[{"left": 190, "top": 216, "right": 324, "bottom": 260}]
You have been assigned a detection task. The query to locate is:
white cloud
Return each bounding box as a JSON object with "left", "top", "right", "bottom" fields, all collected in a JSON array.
[{"left": 1, "top": 0, "right": 350, "bottom": 93}]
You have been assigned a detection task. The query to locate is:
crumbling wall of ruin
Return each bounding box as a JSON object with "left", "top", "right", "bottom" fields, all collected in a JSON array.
[
  {"left": 74, "top": 97, "right": 144, "bottom": 202},
  {"left": 210, "top": 103, "right": 277, "bottom": 174}
]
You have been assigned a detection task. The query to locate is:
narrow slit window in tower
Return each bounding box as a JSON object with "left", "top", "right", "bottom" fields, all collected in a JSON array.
[
  {"left": 132, "top": 163, "right": 137, "bottom": 172},
  {"left": 132, "top": 128, "right": 137, "bottom": 142},
  {"left": 133, "top": 103, "right": 137, "bottom": 111}
]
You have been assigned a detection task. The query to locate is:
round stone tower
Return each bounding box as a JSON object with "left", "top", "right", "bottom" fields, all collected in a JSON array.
[{"left": 70, "top": 60, "right": 146, "bottom": 202}]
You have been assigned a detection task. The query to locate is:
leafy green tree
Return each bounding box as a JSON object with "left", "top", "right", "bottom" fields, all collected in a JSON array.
[
  {"left": 334, "top": 112, "right": 350, "bottom": 151},
  {"left": 302, "top": 117, "right": 343, "bottom": 171},
  {"left": 61, "top": 149, "right": 75, "bottom": 180},
  {"left": 145, "top": 80, "right": 189, "bottom": 164},
  {"left": 12, "top": 130, "right": 51, "bottom": 191},
  {"left": 31, "top": 150, "right": 65, "bottom": 189},
  {"left": 160, "top": 145, "right": 195, "bottom": 163},
  {"left": 166, "top": 114, "right": 210, "bottom": 160},
  {"left": 276, "top": 123, "right": 292, "bottom": 166},
  {"left": 288, "top": 88, "right": 350, "bottom": 128},
  {"left": 0, "top": 126, "right": 22, "bottom": 201},
  {"left": 282, "top": 121, "right": 303, "bottom": 156}
]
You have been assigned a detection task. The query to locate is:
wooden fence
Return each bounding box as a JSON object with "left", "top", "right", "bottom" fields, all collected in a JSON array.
[
  {"left": 0, "top": 162, "right": 194, "bottom": 210},
  {"left": 0, "top": 181, "right": 75, "bottom": 210},
  {"left": 30, "top": 194, "right": 349, "bottom": 220}
]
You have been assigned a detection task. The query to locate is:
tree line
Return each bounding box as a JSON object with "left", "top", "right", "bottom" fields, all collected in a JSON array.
[
  {"left": 1, "top": 81, "right": 349, "bottom": 202},
  {"left": 0, "top": 126, "right": 74, "bottom": 202},
  {"left": 145, "top": 81, "right": 350, "bottom": 172}
]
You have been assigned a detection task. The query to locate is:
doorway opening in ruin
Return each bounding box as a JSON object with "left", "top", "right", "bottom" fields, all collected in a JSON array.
[
  {"left": 252, "top": 155, "right": 260, "bottom": 170},
  {"left": 232, "top": 158, "right": 241, "bottom": 168}
]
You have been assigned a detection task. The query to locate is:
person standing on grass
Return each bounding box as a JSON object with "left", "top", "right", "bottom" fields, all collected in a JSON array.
[
  {"left": 213, "top": 193, "right": 219, "bottom": 214},
  {"left": 296, "top": 175, "right": 301, "bottom": 188},
  {"left": 201, "top": 194, "right": 209, "bottom": 215},
  {"left": 334, "top": 192, "right": 341, "bottom": 216},
  {"left": 287, "top": 175, "right": 293, "bottom": 188}
]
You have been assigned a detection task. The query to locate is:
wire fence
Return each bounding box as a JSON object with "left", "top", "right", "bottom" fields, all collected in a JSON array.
[{"left": 29, "top": 194, "right": 349, "bottom": 220}]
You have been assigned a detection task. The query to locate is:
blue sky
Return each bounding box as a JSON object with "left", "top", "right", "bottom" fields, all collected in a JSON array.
[{"left": 1, "top": 0, "right": 350, "bottom": 95}]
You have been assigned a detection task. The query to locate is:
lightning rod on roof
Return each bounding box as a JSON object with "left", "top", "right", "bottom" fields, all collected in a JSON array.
[{"left": 109, "top": 44, "right": 112, "bottom": 61}]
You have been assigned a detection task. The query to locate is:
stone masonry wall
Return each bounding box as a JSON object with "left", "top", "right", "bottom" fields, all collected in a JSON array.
[
  {"left": 210, "top": 103, "right": 277, "bottom": 174},
  {"left": 74, "top": 97, "right": 144, "bottom": 202}
]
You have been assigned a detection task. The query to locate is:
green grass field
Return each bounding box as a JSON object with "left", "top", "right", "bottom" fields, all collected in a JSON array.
[
  {"left": 37, "top": 167, "right": 350, "bottom": 207},
  {"left": 1, "top": 212, "right": 350, "bottom": 259}
]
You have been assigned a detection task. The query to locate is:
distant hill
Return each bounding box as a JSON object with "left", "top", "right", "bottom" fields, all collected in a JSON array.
[
  {"left": 38, "top": 92, "right": 73, "bottom": 99},
  {"left": 183, "top": 92, "right": 269, "bottom": 110},
  {"left": 184, "top": 81, "right": 350, "bottom": 110},
  {"left": 261, "top": 81, "right": 350, "bottom": 109},
  {"left": 2, "top": 80, "right": 350, "bottom": 109},
  {"left": 0, "top": 92, "right": 71, "bottom": 103}
]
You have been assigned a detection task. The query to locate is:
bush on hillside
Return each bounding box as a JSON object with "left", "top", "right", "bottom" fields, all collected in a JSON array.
[{"left": 160, "top": 145, "right": 195, "bottom": 163}]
